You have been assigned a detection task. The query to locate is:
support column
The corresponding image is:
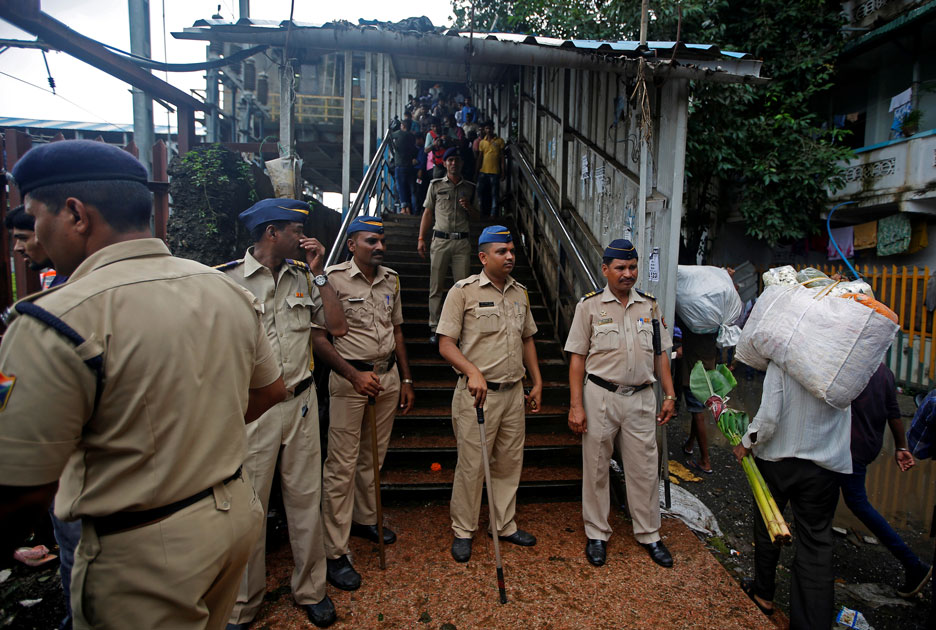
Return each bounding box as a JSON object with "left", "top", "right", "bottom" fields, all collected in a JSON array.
[
  {"left": 128, "top": 0, "right": 154, "bottom": 175},
  {"left": 279, "top": 59, "right": 295, "bottom": 158},
  {"left": 363, "top": 53, "right": 373, "bottom": 169},
  {"left": 342, "top": 50, "right": 353, "bottom": 213},
  {"left": 205, "top": 44, "right": 221, "bottom": 143},
  {"left": 533, "top": 67, "right": 541, "bottom": 166},
  {"left": 558, "top": 68, "right": 569, "bottom": 209},
  {"left": 376, "top": 54, "right": 385, "bottom": 138},
  {"left": 238, "top": 0, "right": 249, "bottom": 19},
  {"left": 383, "top": 57, "right": 390, "bottom": 134}
]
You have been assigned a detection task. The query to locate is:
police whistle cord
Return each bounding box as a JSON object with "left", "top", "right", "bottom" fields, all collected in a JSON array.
[
  {"left": 476, "top": 406, "right": 508, "bottom": 604},
  {"left": 366, "top": 396, "right": 387, "bottom": 569}
]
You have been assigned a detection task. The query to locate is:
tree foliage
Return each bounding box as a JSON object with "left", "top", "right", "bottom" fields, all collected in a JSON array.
[{"left": 451, "top": 0, "right": 853, "bottom": 245}]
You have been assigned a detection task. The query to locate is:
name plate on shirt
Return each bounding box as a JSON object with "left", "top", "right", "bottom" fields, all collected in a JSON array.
[{"left": 478, "top": 301, "right": 495, "bottom": 307}]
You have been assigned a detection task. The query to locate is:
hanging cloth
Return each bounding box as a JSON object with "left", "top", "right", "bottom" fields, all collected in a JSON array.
[
  {"left": 853, "top": 221, "right": 878, "bottom": 250},
  {"left": 828, "top": 226, "right": 854, "bottom": 261},
  {"left": 877, "top": 214, "right": 912, "bottom": 256}
]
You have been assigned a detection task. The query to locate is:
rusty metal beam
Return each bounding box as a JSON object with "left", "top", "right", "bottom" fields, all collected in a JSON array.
[{"left": 0, "top": 0, "right": 207, "bottom": 111}]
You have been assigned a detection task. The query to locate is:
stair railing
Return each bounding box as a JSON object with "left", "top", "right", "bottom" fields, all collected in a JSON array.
[{"left": 325, "top": 128, "right": 396, "bottom": 268}]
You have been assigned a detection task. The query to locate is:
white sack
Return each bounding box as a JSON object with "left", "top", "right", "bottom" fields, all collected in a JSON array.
[
  {"left": 735, "top": 285, "right": 898, "bottom": 409},
  {"left": 676, "top": 265, "right": 743, "bottom": 348}
]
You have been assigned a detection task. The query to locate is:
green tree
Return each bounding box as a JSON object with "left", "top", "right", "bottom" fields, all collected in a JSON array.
[{"left": 452, "top": 0, "right": 853, "bottom": 246}]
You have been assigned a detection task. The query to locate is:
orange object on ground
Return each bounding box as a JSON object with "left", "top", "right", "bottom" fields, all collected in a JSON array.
[
  {"left": 839, "top": 293, "right": 899, "bottom": 324},
  {"left": 430, "top": 462, "right": 442, "bottom": 472}
]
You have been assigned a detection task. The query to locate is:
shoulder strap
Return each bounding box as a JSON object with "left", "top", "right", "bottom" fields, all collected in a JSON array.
[{"left": 14, "top": 302, "right": 104, "bottom": 411}]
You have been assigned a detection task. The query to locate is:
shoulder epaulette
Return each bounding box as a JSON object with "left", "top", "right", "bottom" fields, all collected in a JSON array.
[
  {"left": 285, "top": 258, "right": 310, "bottom": 271},
  {"left": 636, "top": 289, "right": 656, "bottom": 300},
  {"left": 430, "top": 176, "right": 447, "bottom": 184},
  {"left": 325, "top": 260, "right": 351, "bottom": 274},
  {"left": 580, "top": 290, "right": 601, "bottom": 302},
  {"left": 454, "top": 275, "right": 480, "bottom": 289},
  {"left": 213, "top": 259, "right": 243, "bottom": 271},
  {"left": 383, "top": 266, "right": 399, "bottom": 276}
]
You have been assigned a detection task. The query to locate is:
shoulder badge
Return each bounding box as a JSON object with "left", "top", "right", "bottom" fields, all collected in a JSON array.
[
  {"left": 454, "top": 275, "right": 480, "bottom": 289},
  {"left": 213, "top": 259, "right": 244, "bottom": 272},
  {"left": 0, "top": 370, "right": 16, "bottom": 412},
  {"left": 285, "top": 258, "right": 310, "bottom": 271},
  {"left": 580, "top": 290, "right": 601, "bottom": 303},
  {"left": 636, "top": 288, "right": 656, "bottom": 300}
]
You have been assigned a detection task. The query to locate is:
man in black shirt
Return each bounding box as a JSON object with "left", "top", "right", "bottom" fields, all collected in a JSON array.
[
  {"left": 839, "top": 363, "right": 931, "bottom": 598},
  {"left": 391, "top": 119, "right": 418, "bottom": 214}
]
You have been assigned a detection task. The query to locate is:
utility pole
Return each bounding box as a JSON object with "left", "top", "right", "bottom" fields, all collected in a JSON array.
[
  {"left": 128, "top": 0, "right": 154, "bottom": 175},
  {"left": 239, "top": 0, "right": 249, "bottom": 20}
]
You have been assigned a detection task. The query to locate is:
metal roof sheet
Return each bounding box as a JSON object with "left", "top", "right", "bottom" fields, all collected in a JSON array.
[{"left": 0, "top": 117, "right": 178, "bottom": 134}]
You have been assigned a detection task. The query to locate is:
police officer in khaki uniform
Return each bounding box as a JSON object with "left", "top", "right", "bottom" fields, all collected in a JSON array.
[
  {"left": 0, "top": 140, "right": 286, "bottom": 630},
  {"left": 220, "top": 199, "right": 348, "bottom": 629},
  {"left": 418, "top": 147, "right": 480, "bottom": 344},
  {"left": 565, "top": 239, "right": 677, "bottom": 569},
  {"left": 312, "top": 216, "right": 415, "bottom": 590},
  {"left": 437, "top": 225, "right": 543, "bottom": 562}
]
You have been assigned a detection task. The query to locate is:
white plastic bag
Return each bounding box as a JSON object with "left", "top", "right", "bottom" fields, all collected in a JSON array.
[
  {"left": 676, "top": 265, "right": 743, "bottom": 348},
  {"left": 735, "top": 285, "right": 898, "bottom": 409}
]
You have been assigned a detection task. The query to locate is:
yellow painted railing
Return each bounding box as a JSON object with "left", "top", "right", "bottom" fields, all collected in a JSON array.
[{"left": 268, "top": 94, "right": 378, "bottom": 124}]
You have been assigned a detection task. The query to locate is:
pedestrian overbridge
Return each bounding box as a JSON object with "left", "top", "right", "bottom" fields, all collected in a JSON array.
[{"left": 174, "top": 17, "right": 764, "bottom": 341}]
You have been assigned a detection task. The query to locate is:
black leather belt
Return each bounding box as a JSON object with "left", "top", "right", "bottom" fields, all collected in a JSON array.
[
  {"left": 348, "top": 355, "right": 396, "bottom": 374},
  {"left": 433, "top": 230, "right": 468, "bottom": 240},
  {"left": 92, "top": 466, "right": 242, "bottom": 537},
  {"left": 459, "top": 375, "right": 519, "bottom": 391},
  {"left": 587, "top": 374, "right": 650, "bottom": 397},
  {"left": 293, "top": 376, "right": 313, "bottom": 398}
]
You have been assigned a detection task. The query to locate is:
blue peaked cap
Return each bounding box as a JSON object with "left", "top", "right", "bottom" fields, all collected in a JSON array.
[
  {"left": 604, "top": 238, "right": 638, "bottom": 260},
  {"left": 479, "top": 225, "right": 512, "bottom": 246},
  {"left": 11, "top": 139, "right": 148, "bottom": 197},
  {"left": 347, "top": 216, "right": 384, "bottom": 234},
  {"left": 238, "top": 198, "right": 310, "bottom": 232}
]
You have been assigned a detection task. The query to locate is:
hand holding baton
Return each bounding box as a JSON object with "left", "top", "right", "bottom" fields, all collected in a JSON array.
[{"left": 476, "top": 406, "right": 508, "bottom": 604}]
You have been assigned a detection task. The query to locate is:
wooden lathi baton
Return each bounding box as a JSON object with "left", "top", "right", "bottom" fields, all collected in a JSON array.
[
  {"left": 476, "top": 406, "right": 508, "bottom": 604},
  {"left": 366, "top": 396, "right": 386, "bottom": 569}
]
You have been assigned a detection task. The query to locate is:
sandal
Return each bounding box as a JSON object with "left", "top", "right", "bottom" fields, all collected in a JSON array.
[
  {"left": 741, "top": 578, "right": 774, "bottom": 616},
  {"left": 688, "top": 459, "right": 714, "bottom": 475},
  {"left": 682, "top": 440, "right": 694, "bottom": 456}
]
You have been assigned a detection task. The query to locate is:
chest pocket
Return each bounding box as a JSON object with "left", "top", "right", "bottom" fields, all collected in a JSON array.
[
  {"left": 342, "top": 297, "right": 372, "bottom": 328},
  {"left": 636, "top": 321, "right": 654, "bottom": 351},
  {"left": 591, "top": 321, "right": 620, "bottom": 352},
  {"left": 474, "top": 305, "right": 501, "bottom": 334},
  {"left": 285, "top": 295, "right": 314, "bottom": 331}
]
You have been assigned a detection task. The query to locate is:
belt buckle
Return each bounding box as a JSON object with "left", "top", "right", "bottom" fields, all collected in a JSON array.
[
  {"left": 616, "top": 385, "right": 636, "bottom": 396},
  {"left": 374, "top": 360, "right": 388, "bottom": 374}
]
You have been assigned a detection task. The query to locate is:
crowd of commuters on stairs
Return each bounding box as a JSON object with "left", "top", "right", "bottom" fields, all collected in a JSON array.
[{"left": 0, "top": 101, "right": 933, "bottom": 630}]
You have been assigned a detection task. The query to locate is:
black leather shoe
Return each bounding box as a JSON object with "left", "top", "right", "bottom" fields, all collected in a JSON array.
[
  {"left": 641, "top": 540, "right": 673, "bottom": 568},
  {"left": 350, "top": 522, "right": 397, "bottom": 545},
  {"left": 302, "top": 595, "right": 337, "bottom": 627},
  {"left": 326, "top": 555, "right": 361, "bottom": 591},
  {"left": 585, "top": 539, "right": 606, "bottom": 566},
  {"left": 495, "top": 529, "right": 537, "bottom": 546},
  {"left": 226, "top": 624, "right": 251, "bottom": 630},
  {"left": 451, "top": 537, "right": 472, "bottom": 562}
]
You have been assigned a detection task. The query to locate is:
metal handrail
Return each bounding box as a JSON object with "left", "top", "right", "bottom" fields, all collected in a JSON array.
[
  {"left": 325, "top": 129, "right": 394, "bottom": 268},
  {"left": 513, "top": 145, "right": 602, "bottom": 292}
]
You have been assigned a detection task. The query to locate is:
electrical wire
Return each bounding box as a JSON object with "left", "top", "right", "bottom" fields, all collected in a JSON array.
[{"left": 0, "top": 69, "right": 127, "bottom": 132}]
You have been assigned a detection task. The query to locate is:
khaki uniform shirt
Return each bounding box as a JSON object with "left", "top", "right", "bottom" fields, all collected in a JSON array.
[
  {"left": 0, "top": 239, "right": 280, "bottom": 520},
  {"left": 316, "top": 259, "right": 402, "bottom": 362},
  {"left": 424, "top": 176, "right": 479, "bottom": 234},
  {"left": 436, "top": 270, "right": 537, "bottom": 382},
  {"left": 222, "top": 249, "right": 324, "bottom": 390},
  {"left": 564, "top": 286, "right": 673, "bottom": 387}
]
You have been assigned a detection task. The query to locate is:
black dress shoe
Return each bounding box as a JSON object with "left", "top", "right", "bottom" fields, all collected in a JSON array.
[
  {"left": 302, "top": 595, "right": 337, "bottom": 627},
  {"left": 451, "top": 537, "right": 472, "bottom": 562},
  {"left": 585, "top": 539, "right": 606, "bottom": 566},
  {"left": 495, "top": 529, "right": 537, "bottom": 546},
  {"left": 326, "top": 555, "right": 361, "bottom": 591},
  {"left": 350, "top": 522, "right": 397, "bottom": 545},
  {"left": 641, "top": 540, "right": 673, "bottom": 568}
]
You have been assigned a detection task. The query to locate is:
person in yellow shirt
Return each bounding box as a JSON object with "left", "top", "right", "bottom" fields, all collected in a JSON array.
[{"left": 475, "top": 121, "right": 506, "bottom": 218}]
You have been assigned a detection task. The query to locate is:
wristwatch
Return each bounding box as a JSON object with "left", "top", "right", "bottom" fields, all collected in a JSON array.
[
  {"left": 662, "top": 395, "right": 677, "bottom": 401},
  {"left": 313, "top": 274, "right": 328, "bottom": 287}
]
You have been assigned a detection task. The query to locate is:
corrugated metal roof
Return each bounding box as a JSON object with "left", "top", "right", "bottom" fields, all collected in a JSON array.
[{"left": 0, "top": 117, "right": 178, "bottom": 134}]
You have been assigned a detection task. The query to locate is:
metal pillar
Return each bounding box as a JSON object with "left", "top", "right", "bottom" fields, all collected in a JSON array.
[
  {"left": 128, "top": 0, "right": 153, "bottom": 174},
  {"left": 376, "top": 54, "right": 384, "bottom": 138},
  {"left": 558, "top": 68, "right": 569, "bottom": 209},
  {"left": 205, "top": 44, "right": 220, "bottom": 142},
  {"left": 342, "top": 50, "right": 353, "bottom": 212},
  {"left": 238, "top": 0, "right": 249, "bottom": 20},
  {"left": 363, "top": 53, "right": 373, "bottom": 169},
  {"left": 279, "top": 58, "right": 294, "bottom": 158}
]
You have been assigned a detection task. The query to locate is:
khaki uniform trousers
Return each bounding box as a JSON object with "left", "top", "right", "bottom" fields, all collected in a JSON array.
[
  {"left": 72, "top": 474, "right": 263, "bottom": 630},
  {"left": 323, "top": 367, "right": 400, "bottom": 558},
  {"left": 450, "top": 379, "right": 524, "bottom": 539},
  {"left": 582, "top": 380, "right": 661, "bottom": 544},
  {"left": 229, "top": 387, "right": 326, "bottom": 624},
  {"left": 429, "top": 237, "right": 471, "bottom": 331}
]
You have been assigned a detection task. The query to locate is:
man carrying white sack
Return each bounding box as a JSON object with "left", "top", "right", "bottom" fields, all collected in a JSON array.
[{"left": 732, "top": 361, "right": 851, "bottom": 629}]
